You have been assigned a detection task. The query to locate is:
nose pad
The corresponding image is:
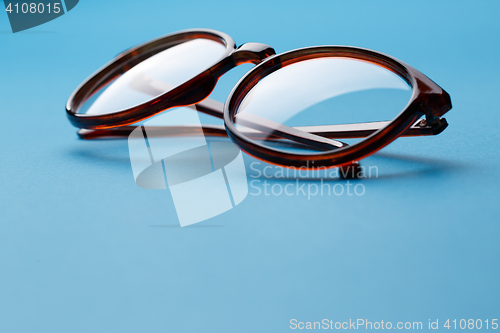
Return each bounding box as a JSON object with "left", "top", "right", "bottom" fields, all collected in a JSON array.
[{"left": 231, "top": 42, "right": 276, "bottom": 65}]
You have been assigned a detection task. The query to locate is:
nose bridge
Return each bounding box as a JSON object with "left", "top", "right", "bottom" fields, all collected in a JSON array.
[{"left": 231, "top": 42, "right": 276, "bottom": 65}]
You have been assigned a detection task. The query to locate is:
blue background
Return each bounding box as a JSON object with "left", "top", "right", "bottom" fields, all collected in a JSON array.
[{"left": 1, "top": 1, "right": 499, "bottom": 332}]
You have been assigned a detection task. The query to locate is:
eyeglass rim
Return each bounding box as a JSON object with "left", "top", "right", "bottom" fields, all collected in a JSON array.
[
  {"left": 66, "top": 28, "right": 236, "bottom": 129},
  {"left": 223, "top": 45, "right": 452, "bottom": 168}
]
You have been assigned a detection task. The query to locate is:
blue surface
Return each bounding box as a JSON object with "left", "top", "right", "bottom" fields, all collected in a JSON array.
[{"left": 1, "top": 1, "right": 499, "bottom": 332}]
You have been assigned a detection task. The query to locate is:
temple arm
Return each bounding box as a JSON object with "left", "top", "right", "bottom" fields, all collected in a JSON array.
[
  {"left": 78, "top": 76, "right": 447, "bottom": 145},
  {"left": 78, "top": 118, "right": 447, "bottom": 139}
]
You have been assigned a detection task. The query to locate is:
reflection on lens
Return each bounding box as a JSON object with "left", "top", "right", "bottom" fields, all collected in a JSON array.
[
  {"left": 81, "top": 38, "right": 226, "bottom": 115},
  {"left": 234, "top": 57, "right": 412, "bottom": 153}
]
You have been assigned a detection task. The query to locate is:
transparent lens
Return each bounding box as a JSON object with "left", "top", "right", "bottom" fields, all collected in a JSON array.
[
  {"left": 81, "top": 38, "right": 226, "bottom": 115},
  {"left": 234, "top": 57, "right": 412, "bottom": 153}
]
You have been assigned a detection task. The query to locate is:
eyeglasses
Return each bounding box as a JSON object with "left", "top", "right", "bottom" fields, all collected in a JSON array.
[{"left": 66, "top": 28, "right": 452, "bottom": 170}]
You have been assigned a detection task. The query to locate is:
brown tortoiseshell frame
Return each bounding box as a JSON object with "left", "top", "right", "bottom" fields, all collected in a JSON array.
[{"left": 66, "top": 28, "right": 452, "bottom": 169}]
